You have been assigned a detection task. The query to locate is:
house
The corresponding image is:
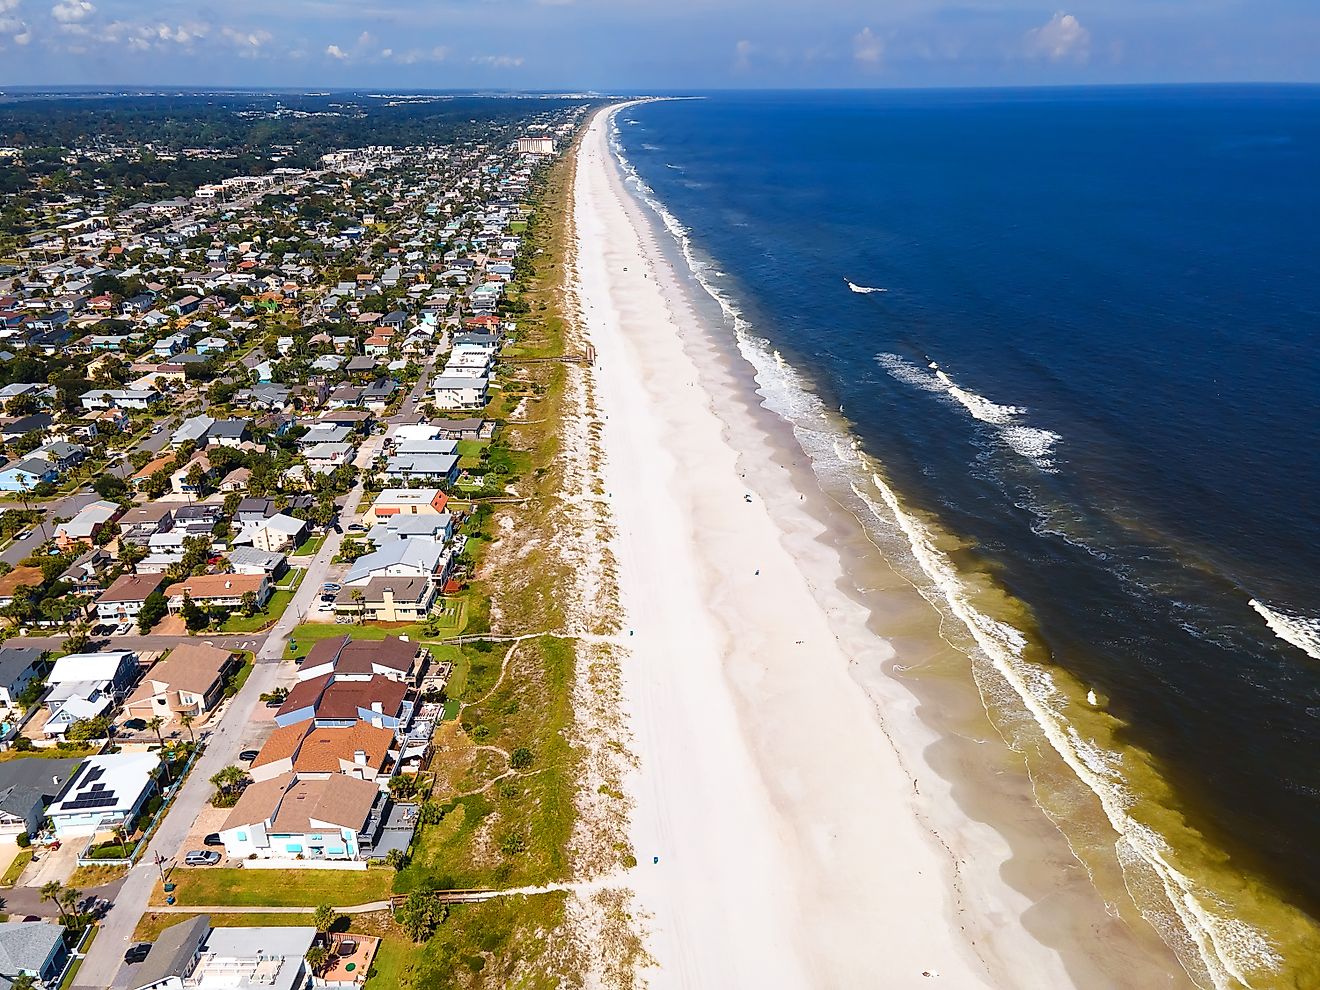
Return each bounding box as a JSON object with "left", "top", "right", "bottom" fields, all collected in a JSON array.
[
  {"left": 225, "top": 546, "right": 287, "bottom": 578},
  {"left": 333, "top": 577, "right": 435, "bottom": 623},
  {"left": 294, "top": 635, "right": 421, "bottom": 685},
  {"left": 234, "top": 497, "right": 274, "bottom": 526},
  {"left": 46, "top": 751, "right": 159, "bottom": 837},
  {"left": 364, "top": 488, "right": 449, "bottom": 522},
  {"left": 60, "top": 546, "right": 114, "bottom": 596},
  {"left": 54, "top": 499, "right": 122, "bottom": 551},
  {"left": 131, "top": 454, "right": 174, "bottom": 490},
  {"left": 170, "top": 451, "right": 217, "bottom": 495},
  {"left": 430, "top": 374, "right": 488, "bottom": 410},
  {"left": 95, "top": 573, "right": 166, "bottom": 623},
  {"left": 218, "top": 772, "right": 381, "bottom": 861},
  {"left": 218, "top": 466, "right": 251, "bottom": 493},
  {"left": 304, "top": 442, "right": 353, "bottom": 473},
  {"left": 0, "top": 458, "right": 57, "bottom": 492},
  {"left": 172, "top": 503, "right": 221, "bottom": 536},
  {"left": 0, "top": 756, "right": 82, "bottom": 840},
  {"left": 80, "top": 387, "right": 159, "bottom": 411},
  {"left": 242, "top": 513, "right": 308, "bottom": 554},
  {"left": 0, "top": 921, "right": 72, "bottom": 988},
  {"left": 0, "top": 646, "right": 44, "bottom": 710},
  {"left": 132, "top": 918, "right": 315, "bottom": 990},
  {"left": 171, "top": 414, "right": 215, "bottom": 446},
  {"left": 203, "top": 419, "right": 250, "bottom": 447},
  {"left": 383, "top": 452, "right": 458, "bottom": 486},
  {"left": 123, "top": 644, "right": 237, "bottom": 724},
  {"left": 47, "top": 650, "right": 137, "bottom": 702},
  {"left": 165, "top": 574, "right": 271, "bottom": 613},
  {"left": 119, "top": 501, "right": 175, "bottom": 541},
  {"left": 343, "top": 536, "right": 451, "bottom": 591},
  {"left": 248, "top": 721, "right": 395, "bottom": 786},
  {"left": 432, "top": 417, "right": 495, "bottom": 441},
  {"left": 0, "top": 567, "right": 46, "bottom": 606},
  {"left": 274, "top": 674, "right": 412, "bottom": 732}
]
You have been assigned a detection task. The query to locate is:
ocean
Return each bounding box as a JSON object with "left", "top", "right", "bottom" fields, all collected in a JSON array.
[{"left": 611, "top": 87, "right": 1320, "bottom": 987}]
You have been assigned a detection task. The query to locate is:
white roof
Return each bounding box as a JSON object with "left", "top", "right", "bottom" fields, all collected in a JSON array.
[
  {"left": 49, "top": 651, "right": 132, "bottom": 684},
  {"left": 47, "top": 751, "right": 158, "bottom": 818}
]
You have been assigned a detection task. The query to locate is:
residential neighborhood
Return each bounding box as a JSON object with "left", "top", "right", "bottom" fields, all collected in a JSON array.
[{"left": 0, "top": 93, "right": 590, "bottom": 990}]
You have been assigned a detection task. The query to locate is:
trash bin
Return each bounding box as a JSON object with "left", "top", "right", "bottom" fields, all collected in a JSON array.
[
  {"left": 163, "top": 883, "right": 176, "bottom": 892},
  {"left": 166, "top": 895, "right": 175, "bottom": 905}
]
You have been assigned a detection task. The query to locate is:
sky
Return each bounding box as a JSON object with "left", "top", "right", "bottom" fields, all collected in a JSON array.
[{"left": 1, "top": 0, "right": 1318, "bottom": 90}]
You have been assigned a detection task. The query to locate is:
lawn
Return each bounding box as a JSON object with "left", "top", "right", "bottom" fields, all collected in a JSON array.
[
  {"left": 152, "top": 866, "right": 394, "bottom": 908},
  {"left": 134, "top": 910, "right": 315, "bottom": 942},
  {"left": 0, "top": 745, "right": 97, "bottom": 764},
  {"left": 219, "top": 585, "right": 298, "bottom": 633},
  {"left": 59, "top": 925, "right": 96, "bottom": 990},
  {"left": 292, "top": 533, "right": 327, "bottom": 557},
  {"left": 69, "top": 862, "right": 129, "bottom": 887},
  {"left": 0, "top": 848, "right": 32, "bottom": 886},
  {"left": 364, "top": 935, "right": 414, "bottom": 989}
]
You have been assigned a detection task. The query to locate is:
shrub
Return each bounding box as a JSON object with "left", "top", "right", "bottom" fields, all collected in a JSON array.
[
  {"left": 509, "top": 747, "right": 533, "bottom": 770},
  {"left": 16, "top": 832, "right": 30, "bottom": 848}
]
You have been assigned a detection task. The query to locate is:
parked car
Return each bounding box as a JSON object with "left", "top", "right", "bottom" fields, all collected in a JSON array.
[
  {"left": 114, "top": 621, "right": 132, "bottom": 635},
  {"left": 322, "top": 582, "right": 341, "bottom": 592},
  {"left": 184, "top": 850, "right": 220, "bottom": 866},
  {"left": 203, "top": 832, "right": 223, "bottom": 847},
  {"left": 125, "top": 943, "right": 151, "bottom": 964},
  {"left": 239, "top": 749, "right": 259, "bottom": 762},
  {"left": 15, "top": 530, "right": 30, "bottom": 540}
]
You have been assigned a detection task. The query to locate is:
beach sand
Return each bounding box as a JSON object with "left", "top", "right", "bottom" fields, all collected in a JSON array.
[{"left": 567, "top": 103, "right": 1131, "bottom": 988}]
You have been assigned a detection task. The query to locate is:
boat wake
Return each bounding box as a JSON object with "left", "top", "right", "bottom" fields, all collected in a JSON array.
[
  {"left": 876, "top": 353, "right": 1062, "bottom": 470},
  {"left": 1249, "top": 599, "right": 1320, "bottom": 660},
  {"left": 847, "top": 279, "right": 887, "bottom": 294}
]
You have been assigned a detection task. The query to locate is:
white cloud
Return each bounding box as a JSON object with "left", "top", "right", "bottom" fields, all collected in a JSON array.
[
  {"left": 472, "top": 53, "right": 522, "bottom": 68},
  {"left": 0, "top": 0, "right": 21, "bottom": 11},
  {"left": 379, "top": 47, "right": 391, "bottom": 58},
  {"left": 325, "top": 43, "right": 348, "bottom": 59},
  {"left": 853, "top": 26, "right": 882, "bottom": 65},
  {"left": 221, "top": 26, "right": 272, "bottom": 55},
  {"left": 1024, "top": 11, "right": 1090, "bottom": 62},
  {"left": 50, "top": 0, "right": 92, "bottom": 23},
  {"left": 733, "top": 38, "right": 753, "bottom": 71}
]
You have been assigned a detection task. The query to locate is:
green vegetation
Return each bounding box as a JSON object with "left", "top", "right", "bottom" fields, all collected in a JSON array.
[
  {"left": 0, "top": 849, "right": 33, "bottom": 886},
  {"left": 134, "top": 911, "right": 316, "bottom": 942},
  {"left": 152, "top": 867, "right": 394, "bottom": 908},
  {"left": 292, "top": 533, "right": 327, "bottom": 556}
]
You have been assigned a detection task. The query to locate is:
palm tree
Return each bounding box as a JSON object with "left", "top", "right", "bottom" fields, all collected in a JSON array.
[
  {"left": 305, "top": 945, "right": 329, "bottom": 976},
  {"left": 40, "top": 881, "right": 68, "bottom": 922},
  {"left": 61, "top": 886, "right": 83, "bottom": 920},
  {"left": 147, "top": 716, "right": 173, "bottom": 784},
  {"left": 179, "top": 712, "right": 196, "bottom": 746}
]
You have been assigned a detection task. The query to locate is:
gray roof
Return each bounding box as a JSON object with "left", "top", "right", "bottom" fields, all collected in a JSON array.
[
  {"left": 133, "top": 915, "right": 210, "bottom": 990},
  {"left": 0, "top": 646, "right": 43, "bottom": 689},
  {"left": 205, "top": 419, "right": 250, "bottom": 439},
  {"left": 226, "top": 546, "right": 285, "bottom": 572},
  {"left": 0, "top": 756, "right": 82, "bottom": 819},
  {"left": 0, "top": 921, "right": 64, "bottom": 976}
]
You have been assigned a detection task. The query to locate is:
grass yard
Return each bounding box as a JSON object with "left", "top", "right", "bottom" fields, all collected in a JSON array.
[
  {"left": 0, "top": 745, "right": 98, "bottom": 764},
  {"left": 292, "top": 533, "right": 327, "bottom": 557},
  {"left": 0, "top": 848, "right": 33, "bottom": 886},
  {"left": 219, "top": 584, "right": 298, "bottom": 633},
  {"left": 134, "top": 910, "right": 315, "bottom": 942},
  {"left": 152, "top": 866, "right": 394, "bottom": 908},
  {"left": 59, "top": 925, "right": 96, "bottom": 990},
  {"left": 69, "top": 862, "right": 129, "bottom": 887},
  {"left": 364, "top": 935, "right": 414, "bottom": 988}
]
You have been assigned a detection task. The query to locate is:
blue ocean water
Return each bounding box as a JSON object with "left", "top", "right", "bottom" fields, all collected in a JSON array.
[{"left": 617, "top": 87, "right": 1320, "bottom": 958}]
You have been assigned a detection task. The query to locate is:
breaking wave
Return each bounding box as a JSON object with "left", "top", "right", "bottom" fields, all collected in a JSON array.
[
  {"left": 1249, "top": 599, "right": 1320, "bottom": 661},
  {"left": 876, "top": 353, "right": 1063, "bottom": 470},
  {"left": 847, "top": 279, "right": 887, "bottom": 294}
]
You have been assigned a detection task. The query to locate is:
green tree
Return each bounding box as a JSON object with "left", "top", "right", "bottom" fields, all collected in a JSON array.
[
  {"left": 240, "top": 590, "right": 259, "bottom": 616},
  {"left": 40, "top": 880, "right": 68, "bottom": 922},
  {"left": 312, "top": 903, "right": 337, "bottom": 940},
  {"left": 395, "top": 891, "right": 447, "bottom": 943},
  {"left": 137, "top": 590, "right": 168, "bottom": 633},
  {"left": 65, "top": 715, "right": 110, "bottom": 742},
  {"left": 181, "top": 594, "right": 209, "bottom": 633},
  {"left": 92, "top": 473, "right": 128, "bottom": 499},
  {"left": 305, "top": 945, "right": 329, "bottom": 976}
]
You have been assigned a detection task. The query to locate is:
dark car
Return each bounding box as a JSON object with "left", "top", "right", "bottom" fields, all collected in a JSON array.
[
  {"left": 204, "top": 832, "right": 223, "bottom": 847},
  {"left": 239, "top": 750, "right": 258, "bottom": 762},
  {"left": 125, "top": 943, "right": 151, "bottom": 964}
]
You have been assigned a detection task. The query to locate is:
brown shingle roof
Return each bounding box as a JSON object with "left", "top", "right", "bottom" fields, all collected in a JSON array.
[
  {"left": 316, "top": 676, "right": 408, "bottom": 721},
  {"left": 97, "top": 573, "right": 165, "bottom": 604},
  {"left": 166, "top": 573, "right": 264, "bottom": 600}
]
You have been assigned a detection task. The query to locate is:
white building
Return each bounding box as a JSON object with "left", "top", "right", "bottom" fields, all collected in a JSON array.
[{"left": 46, "top": 752, "right": 159, "bottom": 837}]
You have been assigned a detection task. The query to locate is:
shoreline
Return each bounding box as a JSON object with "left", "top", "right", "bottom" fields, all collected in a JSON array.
[{"left": 570, "top": 103, "right": 1195, "bottom": 987}]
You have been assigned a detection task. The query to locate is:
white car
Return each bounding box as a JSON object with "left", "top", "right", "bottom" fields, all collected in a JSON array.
[{"left": 115, "top": 622, "right": 133, "bottom": 636}]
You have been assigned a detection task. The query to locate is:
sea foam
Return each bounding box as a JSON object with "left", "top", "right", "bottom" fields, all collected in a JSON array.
[
  {"left": 876, "top": 353, "right": 1063, "bottom": 470},
  {"left": 846, "top": 279, "right": 887, "bottom": 294},
  {"left": 1249, "top": 599, "right": 1320, "bottom": 661}
]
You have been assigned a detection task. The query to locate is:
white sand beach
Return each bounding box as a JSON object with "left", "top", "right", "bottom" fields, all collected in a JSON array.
[{"left": 570, "top": 104, "right": 1106, "bottom": 988}]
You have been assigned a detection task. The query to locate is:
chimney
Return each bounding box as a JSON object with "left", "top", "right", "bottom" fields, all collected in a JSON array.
[
  {"left": 372, "top": 702, "right": 383, "bottom": 713},
  {"left": 225, "top": 580, "right": 232, "bottom": 590},
  {"left": 354, "top": 750, "right": 367, "bottom": 765}
]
